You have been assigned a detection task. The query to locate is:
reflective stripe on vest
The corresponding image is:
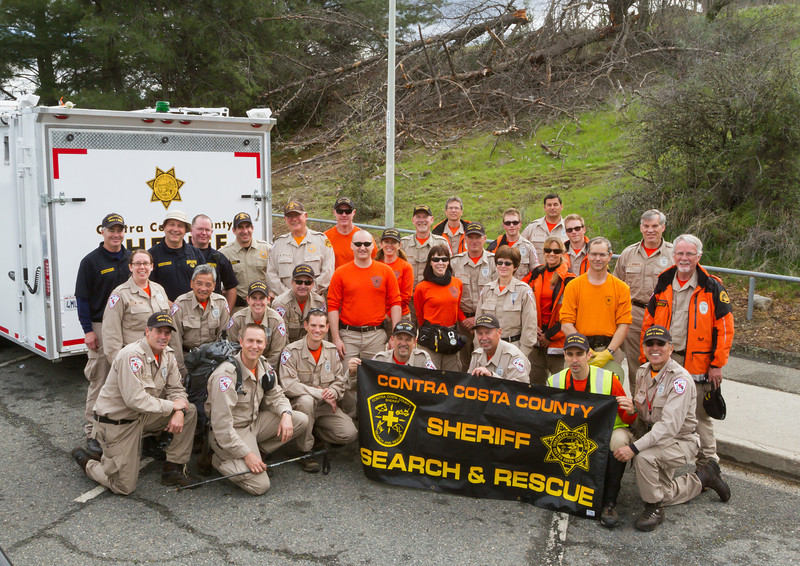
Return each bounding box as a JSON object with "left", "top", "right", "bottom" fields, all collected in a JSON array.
[{"left": 547, "top": 366, "right": 627, "bottom": 430}]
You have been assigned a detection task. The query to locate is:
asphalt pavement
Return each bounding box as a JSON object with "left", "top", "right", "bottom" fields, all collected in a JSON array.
[{"left": 0, "top": 342, "right": 798, "bottom": 565}]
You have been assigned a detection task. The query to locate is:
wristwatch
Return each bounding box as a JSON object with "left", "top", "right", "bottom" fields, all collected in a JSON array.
[{"left": 282, "top": 410, "right": 292, "bottom": 416}]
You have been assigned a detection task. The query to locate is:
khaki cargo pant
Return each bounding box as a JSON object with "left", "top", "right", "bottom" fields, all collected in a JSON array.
[{"left": 292, "top": 394, "right": 358, "bottom": 452}]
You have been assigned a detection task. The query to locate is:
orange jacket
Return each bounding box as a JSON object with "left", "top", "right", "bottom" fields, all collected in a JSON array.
[
  {"left": 564, "top": 236, "right": 589, "bottom": 275},
  {"left": 524, "top": 262, "right": 575, "bottom": 348},
  {"left": 640, "top": 264, "right": 734, "bottom": 376}
]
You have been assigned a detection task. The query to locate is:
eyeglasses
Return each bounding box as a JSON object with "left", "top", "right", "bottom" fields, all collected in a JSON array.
[
  {"left": 543, "top": 248, "right": 563, "bottom": 254},
  {"left": 335, "top": 208, "right": 354, "bottom": 215},
  {"left": 430, "top": 257, "right": 449, "bottom": 263},
  {"left": 293, "top": 279, "right": 313, "bottom": 286},
  {"left": 353, "top": 241, "right": 372, "bottom": 248},
  {"left": 496, "top": 260, "right": 514, "bottom": 266},
  {"left": 588, "top": 252, "right": 609, "bottom": 258},
  {"left": 644, "top": 340, "right": 667, "bottom": 347},
  {"left": 565, "top": 225, "right": 584, "bottom": 233},
  {"left": 503, "top": 220, "right": 521, "bottom": 226},
  {"left": 131, "top": 262, "right": 152, "bottom": 267},
  {"left": 674, "top": 251, "right": 698, "bottom": 258}
]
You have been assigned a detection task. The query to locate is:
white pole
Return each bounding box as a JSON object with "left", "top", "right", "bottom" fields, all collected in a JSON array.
[{"left": 385, "top": 0, "right": 396, "bottom": 228}]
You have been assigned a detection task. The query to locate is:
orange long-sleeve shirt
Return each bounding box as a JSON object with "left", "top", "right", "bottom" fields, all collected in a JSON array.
[
  {"left": 413, "top": 279, "right": 465, "bottom": 327},
  {"left": 324, "top": 226, "right": 377, "bottom": 269},
  {"left": 327, "top": 261, "right": 400, "bottom": 326}
]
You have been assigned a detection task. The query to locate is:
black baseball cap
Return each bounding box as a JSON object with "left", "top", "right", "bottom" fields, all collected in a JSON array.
[
  {"left": 147, "top": 312, "right": 176, "bottom": 331},
  {"left": 392, "top": 322, "right": 416, "bottom": 337},
  {"left": 334, "top": 196, "right": 354, "bottom": 209},
  {"left": 412, "top": 205, "right": 433, "bottom": 216},
  {"left": 381, "top": 228, "right": 402, "bottom": 242},
  {"left": 564, "top": 333, "right": 590, "bottom": 352},
  {"left": 247, "top": 281, "right": 269, "bottom": 297},
  {"left": 643, "top": 325, "right": 672, "bottom": 344},
  {"left": 474, "top": 314, "right": 500, "bottom": 329},
  {"left": 102, "top": 213, "right": 125, "bottom": 229},
  {"left": 465, "top": 222, "right": 485, "bottom": 236},
  {"left": 233, "top": 212, "right": 252, "bottom": 229},
  {"left": 292, "top": 264, "right": 315, "bottom": 279}
]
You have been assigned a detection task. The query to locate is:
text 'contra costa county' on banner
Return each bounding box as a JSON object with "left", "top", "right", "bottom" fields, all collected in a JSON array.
[{"left": 357, "top": 360, "right": 618, "bottom": 518}]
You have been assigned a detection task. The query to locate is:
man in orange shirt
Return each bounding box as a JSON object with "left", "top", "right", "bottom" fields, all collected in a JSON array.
[
  {"left": 324, "top": 196, "right": 376, "bottom": 269},
  {"left": 328, "top": 230, "right": 402, "bottom": 416},
  {"left": 560, "top": 237, "right": 631, "bottom": 378}
]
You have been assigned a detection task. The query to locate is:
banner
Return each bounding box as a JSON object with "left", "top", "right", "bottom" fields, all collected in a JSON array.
[{"left": 357, "top": 360, "right": 619, "bottom": 519}]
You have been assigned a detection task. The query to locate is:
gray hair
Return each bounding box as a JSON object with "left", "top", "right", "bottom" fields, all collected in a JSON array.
[
  {"left": 673, "top": 234, "right": 703, "bottom": 256},
  {"left": 192, "top": 264, "right": 217, "bottom": 283},
  {"left": 588, "top": 236, "right": 612, "bottom": 255},
  {"left": 445, "top": 196, "right": 463, "bottom": 209},
  {"left": 192, "top": 213, "right": 212, "bottom": 226},
  {"left": 640, "top": 209, "right": 666, "bottom": 225}
]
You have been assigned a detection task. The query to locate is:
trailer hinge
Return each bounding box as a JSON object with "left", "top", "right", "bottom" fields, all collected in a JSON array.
[
  {"left": 240, "top": 192, "right": 269, "bottom": 203},
  {"left": 41, "top": 192, "right": 87, "bottom": 207}
]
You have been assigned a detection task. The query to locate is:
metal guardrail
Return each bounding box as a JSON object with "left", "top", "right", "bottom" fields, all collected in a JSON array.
[{"left": 275, "top": 214, "right": 798, "bottom": 321}]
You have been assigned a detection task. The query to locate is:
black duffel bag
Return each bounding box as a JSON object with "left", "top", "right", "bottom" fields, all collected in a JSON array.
[{"left": 417, "top": 321, "right": 465, "bottom": 355}]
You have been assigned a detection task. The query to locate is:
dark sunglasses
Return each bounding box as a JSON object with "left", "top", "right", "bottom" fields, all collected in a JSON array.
[
  {"left": 293, "top": 279, "right": 314, "bottom": 286},
  {"left": 644, "top": 340, "right": 667, "bottom": 347},
  {"left": 565, "top": 225, "right": 584, "bottom": 233},
  {"left": 496, "top": 260, "right": 514, "bottom": 266},
  {"left": 503, "top": 220, "right": 521, "bottom": 226},
  {"left": 335, "top": 208, "right": 354, "bottom": 215},
  {"left": 430, "top": 257, "right": 450, "bottom": 263},
  {"left": 353, "top": 241, "right": 372, "bottom": 247},
  {"left": 543, "top": 248, "right": 563, "bottom": 254}
]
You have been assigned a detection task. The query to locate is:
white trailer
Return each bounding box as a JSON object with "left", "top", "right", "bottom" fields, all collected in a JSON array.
[{"left": 0, "top": 100, "right": 276, "bottom": 360}]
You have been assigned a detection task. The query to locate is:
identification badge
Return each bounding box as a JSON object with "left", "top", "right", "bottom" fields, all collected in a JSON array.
[
  {"left": 325, "top": 360, "right": 330, "bottom": 372},
  {"left": 660, "top": 257, "right": 668, "bottom": 266},
  {"left": 162, "top": 367, "right": 168, "bottom": 379},
  {"left": 657, "top": 383, "right": 665, "bottom": 395},
  {"left": 212, "top": 307, "right": 220, "bottom": 319},
  {"left": 481, "top": 266, "right": 489, "bottom": 277},
  {"left": 496, "top": 366, "right": 504, "bottom": 377}
]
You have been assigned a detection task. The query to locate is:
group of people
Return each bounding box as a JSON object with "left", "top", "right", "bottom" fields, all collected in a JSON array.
[{"left": 70, "top": 193, "right": 734, "bottom": 531}]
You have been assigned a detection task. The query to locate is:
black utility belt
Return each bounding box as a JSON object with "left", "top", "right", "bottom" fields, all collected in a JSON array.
[
  {"left": 632, "top": 299, "right": 648, "bottom": 309},
  {"left": 586, "top": 335, "right": 612, "bottom": 350},
  {"left": 94, "top": 413, "right": 135, "bottom": 425},
  {"left": 340, "top": 324, "right": 382, "bottom": 332},
  {"left": 502, "top": 334, "right": 522, "bottom": 343}
]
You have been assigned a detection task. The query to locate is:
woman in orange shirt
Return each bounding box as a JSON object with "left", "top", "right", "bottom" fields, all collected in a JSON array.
[
  {"left": 413, "top": 245, "right": 465, "bottom": 372},
  {"left": 523, "top": 236, "right": 576, "bottom": 384},
  {"left": 376, "top": 228, "right": 413, "bottom": 320}
]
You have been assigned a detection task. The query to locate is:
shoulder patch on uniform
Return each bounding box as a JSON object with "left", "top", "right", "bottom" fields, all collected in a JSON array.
[
  {"left": 719, "top": 290, "right": 730, "bottom": 304},
  {"left": 425, "top": 360, "right": 436, "bottom": 370},
  {"left": 275, "top": 306, "right": 286, "bottom": 317},
  {"left": 280, "top": 350, "right": 291, "bottom": 365},
  {"left": 108, "top": 294, "right": 120, "bottom": 309},
  {"left": 324, "top": 239, "right": 332, "bottom": 247},
  {"left": 129, "top": 355, "right": 143, "bottom": 374},
  {"left": 526, "top": 287, "right": 534, "bottom": 301},
  {"left": 225, "top": 304, "right": 230, "bottom": 314},
  {"left": 277, "top": 322, "right": 286, "bottom": 336},
  {"left": 673, "top": 377, "right": 687, "bottom": 395},
  {"left": 656, "top": 299, "right": 668, "bottom": 308},
  {"left": 227, "top": 318, "right": 234, "bottom": 329},
  {"left": 512, "top": 357, "right": 526, "bottom": 373},
  {"left": 219, "top": 376, "right": 233, "bottom": 392},
  {"left": 170, "top": 302, "right": 179, "bottom": 315}
]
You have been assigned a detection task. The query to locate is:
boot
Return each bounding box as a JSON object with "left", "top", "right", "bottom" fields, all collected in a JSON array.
[
  {"left": 300, "top": 453, "right": 321, "bottom": 474},
  {"left": 195, "top": 433, "right": 213, "bottom": 476},
  {"left": 696, "top": 460, "right": 731, "bottom": 502},
  {"left": 600, "top": 456, "right": 626, "bottom": 528},
  {"left": 142, "top": 435, "right": 167, "bottom": 461},
  {"left": 161, "top": 462, "right": 195, "bottom": 487},
  {"left": 71, "top": 448, "right": 91, "bottom": 473},
  {"left": 86, "top": 438, "right": 103, "bottom": 460},
  {"left": 635, "top": 502, "right": 664, "bottom": 531}
]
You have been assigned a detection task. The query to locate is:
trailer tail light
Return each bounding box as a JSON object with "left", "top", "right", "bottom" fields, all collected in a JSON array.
[
  {"left": 161, "top": 119, "right": 173, "bottom": 124},
  {"left": 141, "top": 118, "right": 155, "bottom": 123},
  {"left": 179, "top": 120, "right": 192, "bottom": 125},
  {"left": 54, "top": 115, "right": 69, "bottom": 120},
  {"left": 44, "top": 259, "right": 51, "bottom": 298},
  {"left": 250, "top": 124, "right": 263, "bottom": 128}
]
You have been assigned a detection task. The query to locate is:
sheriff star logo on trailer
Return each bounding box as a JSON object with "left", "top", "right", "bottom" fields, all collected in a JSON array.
[
  {"left": 368, "top": 393, "right": 416, "bottom": 448},
  {"left": 146, "top": 167, "right": 185, "bottom": 209},
  {"left": 540, "top": 420, "right": 598, "bottom": 476}
]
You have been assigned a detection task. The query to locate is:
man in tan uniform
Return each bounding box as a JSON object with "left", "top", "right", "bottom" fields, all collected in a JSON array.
[
  {"left": 521, "top": 193, "right": 566, "bottom": 263},
  {"left": 614, "top": 326, "right": 730, "bottom": 531},
  {"left": 220, "top": 212, "right": 271, "bottom": 309},
  {"left": 401, "top": 205, "right": 449, "bottom": 287},
  {"left": 468, "top": 315, "right": 530, "bottom": 383},
  {"left": 612, "top": 209, "right": 673, "bottom": 393},
  {"left": 171, "top": 264, "right": 231, "bottom": 378},
  {"left": 563, "top": 214, "right": 589, "bottom": 277},
  {"left": 205, "top": 323, "right": 308, "bottom": 495},
  {"left": 349, "top": 321, "right": 437, "bottom": 376},
  {"left": 487, "top": 208, "right": 539, "bottom": 279},
  {"left": 280, "top": 310, "right": 358, "bottom": 472},
  {"left": 267, "top": 201, "right": 335, "bottom": 295},
  {"left": 272, "top": 264, "right": 327, "bottom": 343},
  {"left": 71, "top": 313, "right": 196, "bottom": 494},
  {"left": 228, "top": 281, "right": 287, "bottom": 369},
  {"left": 450, "top": 222, "right": 496, "bottom": 368}
]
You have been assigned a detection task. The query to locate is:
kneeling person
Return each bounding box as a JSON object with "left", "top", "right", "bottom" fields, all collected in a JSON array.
[
  {"left": 348, "top": 321, "right": 437, "bottom": 378},
  {"left": 71, "top": 313, "right": 196, "bottom": 494},
  {"left": 547, "top": 333, "right": 635, "bottom": 527},
  {"left": 281, "top": 310, "right": 358, "bottom": 472},
  {"left": 205, "top": 324, "right": 308, "bottom": 495},
  {"left": 613, "top": 326, "right": 730, "bottom": 532},
  {"left": 468, "top": 315, "right": 530, "bottom": 383}
]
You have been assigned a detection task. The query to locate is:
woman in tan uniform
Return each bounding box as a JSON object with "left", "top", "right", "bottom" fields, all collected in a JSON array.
[
  {"left": 102, "top": 249, "right": 171, "bottom": 365},
  {"left": 475, "top": 245, "right": 537, "bottom": 359}
]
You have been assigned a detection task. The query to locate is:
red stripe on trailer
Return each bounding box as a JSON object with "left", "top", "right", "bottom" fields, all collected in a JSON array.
[
  {"left": 234, "top": 152, "right": 261, "bottom": 179},
  {"left": 0, "top": 326, "right": 8, "bottom": 334},
  {"left": 35, "top": 343, "right": 46, "bottom": 353},
  {"left": 63, "top": 338, "right": 85, "bottom": 347},
  {"left": 52, "top": 148, "right": 88, "bottom": 179}
]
